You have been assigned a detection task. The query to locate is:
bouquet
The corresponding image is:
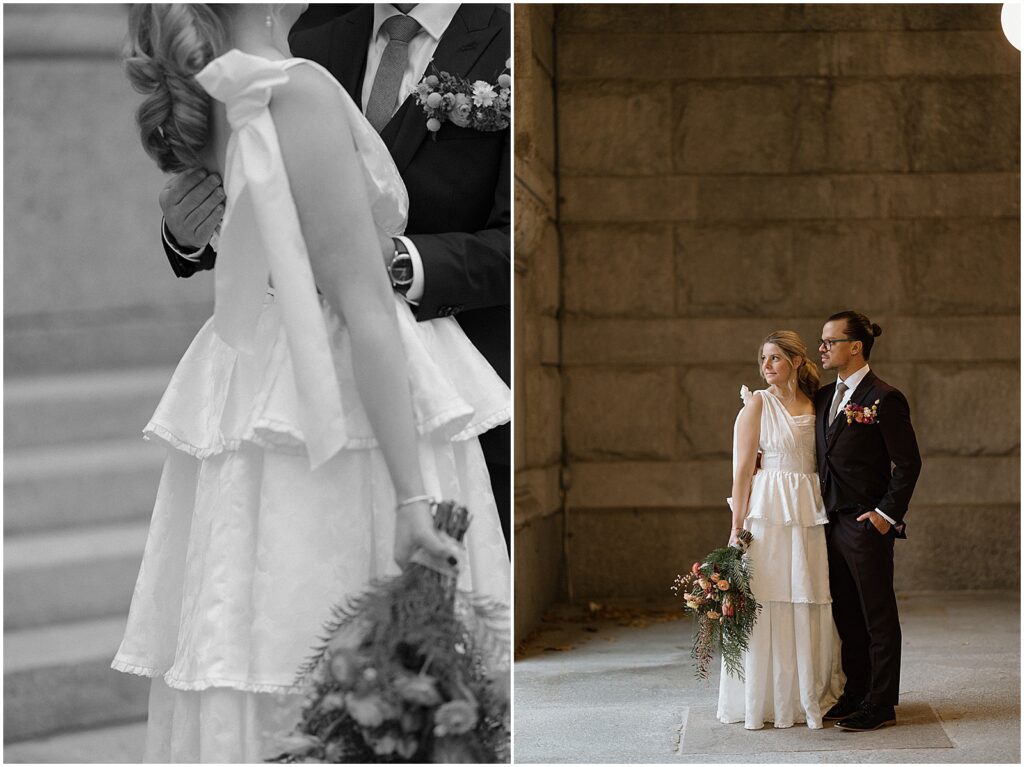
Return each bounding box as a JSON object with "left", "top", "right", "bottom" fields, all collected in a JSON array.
[
  {"left": 269, "top": 501, "right": 510, "bottom": 763},
  {"left": 671, "top": 529, "right": 760, "bottom": 681},
  {"left": 412, "top": 60, "right": 511, "bottom": 137}
]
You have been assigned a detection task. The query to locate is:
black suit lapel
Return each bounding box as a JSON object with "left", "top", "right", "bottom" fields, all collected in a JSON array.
[
  {"left": 330, "top": 5, "right": 374, "bottom": 104},
  {"left": 381, "top": 4, "right": 503, "bottom": 172},
  {"left": 826, "top": 370, "right": 877, "bottom": 452}
]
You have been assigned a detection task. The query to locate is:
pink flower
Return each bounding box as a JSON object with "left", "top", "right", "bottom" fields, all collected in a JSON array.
[
  {"left": 497, "top": 73, "right": 511, "bottom": 88},
  {"left": 426, "top": 92, "right": 443, "bottom": 109},
  {"left": 450, "top": 93, "right": 472, "bottom": 127}
]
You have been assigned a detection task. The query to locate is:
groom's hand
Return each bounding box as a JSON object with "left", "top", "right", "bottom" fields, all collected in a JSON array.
[
  {"left": 160, "top": 169, "right": 225, "bottom": 251},
  {"left": 857, "top": 510, "right": 891, "bottom": 535}
]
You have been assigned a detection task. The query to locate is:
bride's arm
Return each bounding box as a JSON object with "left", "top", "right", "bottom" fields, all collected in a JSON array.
[
  {"left": 729, "top": 395, "right": 762, "bottom": 538},
  {"left": 270, "top": 66, "right": 457, "bottom": 567}
]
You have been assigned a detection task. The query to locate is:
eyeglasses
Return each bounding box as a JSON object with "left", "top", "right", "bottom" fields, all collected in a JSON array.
[{"left": 819, "top": 338, "right": 854, "bottom": 351}]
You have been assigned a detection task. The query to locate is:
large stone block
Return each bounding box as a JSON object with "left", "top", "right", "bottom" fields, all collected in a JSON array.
[
  {"left": 911, "top": 79, "right": 1020, "bottom": 173},
  {"left": 563, "top": 223, "right": 675, "bottom": 317},
  {"left": 675, "top": 223, "right": 792, "bottom": 316},
  {"left": 915, "top": 364, "right": 1020, "bottom": 456},
  {"left": 834, "top": 31, "right": 1019, "bottom": 77},
  {"left": 525, "top": 366, "right": 563, "bottom": 468},
  {"left": 567, "top": 460, "right": 731, "bottom": 509},
  {"left": 787, "top": 221, "right": 910, "bottom": 316},
  {"left": 902, "top": 5, "right": 1002, "bottom": 31},
  {"left": 562, "top": 316, "right": 1019, "bottom": 368},
  {"left": 560, "top": 176, "right": 697, "bottom": 223},
  {"left": 558, "top": 82, "right": 673, "bottom": 176},
  {"left": 894, "top": 506, "right": 1019, "bottom": 591},
  {"left": 815, "top": 81, "right": 907, "bottom": 172},
  {"left": 557, "top": 32, "right": 830, "bottom": 81},
  {"left": 906, "top": 220, "right": 1020, "bottom": 315},
  {"left": 515, "top": 63, "right": 557, "bottom": 181},
  {"left": 678, "top": 365, "right": 759, "bottom": 458},
  {"left": 515, "top": 508, "right": 565, "bottom": 644},
  {"left": 669, "top": 4, "right": 907, "bottom": 32},
  {"left": 695, "top": 175, "right": 880, "bottom": 222},
  {"left": 526, "top": 218, "right": 561, "bottom": 316},
  {"left": 564, "top": 368, "right": 677, "bottom": 461},
  {"left": 556, "top": 4, "right": 674, "bottom": 34},
  {"left": 672, "top": 82, "right": 798, "bottom": 174},
  {"left": 528, "top": 4, "right": 555, "bottom": 78},
  {"left": 566, "top": 507, "right": 727, "bottom": 598},
  {"left": 913, "top": 456, "right": 1018, "bottom": 506},
  {"left": 879, "top": 173, "right": 1019, "bottom": 219}
]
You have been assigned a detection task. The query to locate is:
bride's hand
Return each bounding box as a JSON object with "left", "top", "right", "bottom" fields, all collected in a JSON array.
[
  {"left": 393, "top": 500, "right": 461, "bottom": 570},
  {"left": 728, "top": 528, "right": 741, "bottom": 547}
]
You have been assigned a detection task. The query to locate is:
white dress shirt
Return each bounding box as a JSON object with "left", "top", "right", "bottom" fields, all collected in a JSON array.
[
  {"left": 175, "top": 3, "right": 464, "bottom": 305},
  {"left": 829, "top": 362, "right": 896, "bottom": 527}
]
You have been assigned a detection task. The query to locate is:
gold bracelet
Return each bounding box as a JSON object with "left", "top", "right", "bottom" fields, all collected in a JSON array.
[{"left": 396, "top": 494, "right": 433, "bottom": 511}]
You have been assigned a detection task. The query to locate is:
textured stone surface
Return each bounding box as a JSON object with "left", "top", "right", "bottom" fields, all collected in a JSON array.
[
  {"left": 514, "top": 507, "right": 564, "bottom": 647},
  {"left": 558, "top": 82, "right": 673, "bottom": 176},
  {"left": 564, "top": 368, "right": 678, "bottom": 461},
  {"left": 907, "top": 79, "right": 1020, "bottom": 172},
  {"left": 915, "top": 365, "right": 1020, "bottom": 456},
  {"left": 514, "top": 6, "right": 564, "bottom": 640},
  {"left": 522, "top": 3, "right": 1019, "bottom": 609},
  {"left": 564, "top": 223, "right": 675, "bottom": 317}
]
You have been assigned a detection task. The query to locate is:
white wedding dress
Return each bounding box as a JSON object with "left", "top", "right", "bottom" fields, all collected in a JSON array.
[
  {"left": 111, "top": 51, "right": 510, "bottom": 762},
  {"left": 717, "top": 388, "right": 843, "bottom": 729}
]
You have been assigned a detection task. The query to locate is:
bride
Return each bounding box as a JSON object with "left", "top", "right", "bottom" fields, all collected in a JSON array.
[
  {"left": 717, "top": 331, "right": 842, "bottom": 729},
  {"left": 113, "top": 4, "right": 509, "bottom": 762}
]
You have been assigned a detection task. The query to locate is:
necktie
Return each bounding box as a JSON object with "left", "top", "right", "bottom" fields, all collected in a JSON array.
[
  {"left": 365, "top": 14, "right": 422, "bottom": 132},
  {"left": 828, "top": 381, "right": 849, "bottom": 426}
]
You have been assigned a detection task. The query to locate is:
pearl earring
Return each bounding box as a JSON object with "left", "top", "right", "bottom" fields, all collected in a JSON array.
[{"left": 265, "top": 13, "right": 273, "bottom": 29}]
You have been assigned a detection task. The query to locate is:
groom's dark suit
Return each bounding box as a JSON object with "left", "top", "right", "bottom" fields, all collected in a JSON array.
[
  {"left": 814, "top": 370, "right": 921, "bottom": 707},
  {"left": 162, "top": 5, "right": 511, "bottom": 542}
]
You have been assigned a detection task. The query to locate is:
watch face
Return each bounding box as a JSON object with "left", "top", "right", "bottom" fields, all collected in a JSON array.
[{"left": 389, "top": 254, "right": 413, "bottom": 286}]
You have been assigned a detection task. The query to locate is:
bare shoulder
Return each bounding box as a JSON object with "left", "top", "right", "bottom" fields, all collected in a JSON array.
[
  {"left": 738, "top": 390, "right": 763, "bottom": 420},
  {"left": 272, "top": 62, "right": 337, "bottom": 100}
]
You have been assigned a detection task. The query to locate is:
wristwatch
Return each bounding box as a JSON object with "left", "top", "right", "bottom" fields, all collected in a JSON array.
[{"left": 386, "top": 238, "right": 413, "bottom": 294}]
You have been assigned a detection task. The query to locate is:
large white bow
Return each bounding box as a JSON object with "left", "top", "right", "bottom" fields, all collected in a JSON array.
[{"left": 195, "top": 50, "right": 347, "bottom": 470}]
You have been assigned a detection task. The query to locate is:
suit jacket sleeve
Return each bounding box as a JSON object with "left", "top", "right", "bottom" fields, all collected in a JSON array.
[
  {"left": 407, "top": 126, "right": 510, "bottom": 319},
  {"left": 875, "top": 389, "right": 922, "bottom": 524},
  {"left": 162, "top": 222, "right": 217, "bottom": 278}
]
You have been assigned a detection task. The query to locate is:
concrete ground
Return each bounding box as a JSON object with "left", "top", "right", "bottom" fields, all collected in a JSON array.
[{"left": 514, "top": 591, "right": 1020, "bottom": 764}]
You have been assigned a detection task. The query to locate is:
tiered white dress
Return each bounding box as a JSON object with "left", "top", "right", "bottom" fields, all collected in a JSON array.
[
  {"left": 717, "top": 388, "right": 843, "bottom": 729},
  {"left": 111, "top": 51, "right": 510, "bottom": 762}
]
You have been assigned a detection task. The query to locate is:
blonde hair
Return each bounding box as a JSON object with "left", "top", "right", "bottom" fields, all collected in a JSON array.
[
  {"left": 758, "top": 330, "right": 821, "bottom": 400},
  {"left": 123, "top": 4, "right": 230, "bottom": 172}
]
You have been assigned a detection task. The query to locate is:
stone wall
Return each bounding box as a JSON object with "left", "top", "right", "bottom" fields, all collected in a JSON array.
[
  {"left": 4, "top": 5, "right": 215, "bottom": 376},
  {"left": 514, "top": 4, "right": 564, "bottom": 642},
  {"left": 553, "top": 4, "right": 1020, "bottom": 598}
]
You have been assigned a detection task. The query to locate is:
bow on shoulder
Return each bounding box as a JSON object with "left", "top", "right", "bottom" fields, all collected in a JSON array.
[{"left": 195, "top": 49, "right": 347, "bottom": 470}]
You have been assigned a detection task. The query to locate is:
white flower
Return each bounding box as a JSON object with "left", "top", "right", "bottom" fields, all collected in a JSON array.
[{"left": 471, "top": 80, "right": 496, "bottom": 108}]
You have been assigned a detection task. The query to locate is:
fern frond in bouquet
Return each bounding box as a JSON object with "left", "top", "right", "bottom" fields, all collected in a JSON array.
[
  {"left": 671, "top": 529, "right": 761, "bottom": 681},
  {"left": 269, "top": 501, "right": 510, "bottom": 764}
]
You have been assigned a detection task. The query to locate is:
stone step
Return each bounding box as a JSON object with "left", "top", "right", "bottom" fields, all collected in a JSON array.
[
  {"left": 4, "top": 521, "right": 149, "bottom": 631},
  {"left": 4, "top": 439, "right": 165, "bottom": 535},
  {"left": 4, "top": 367, "right": 171, "bottom": 449},
  {"left": 4, "top": 616, "right": 150, "bottom": 742},
  {"left": 4, "top": 720, "right": 147, "bottom": 763}
]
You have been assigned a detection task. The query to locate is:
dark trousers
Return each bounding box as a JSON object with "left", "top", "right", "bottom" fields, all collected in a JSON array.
[
  {"left": 826, "top": 511, "right": 902, "bottom": 706},
  {"left": 487, "top": 460, "right": 510, "bottom": 553}
]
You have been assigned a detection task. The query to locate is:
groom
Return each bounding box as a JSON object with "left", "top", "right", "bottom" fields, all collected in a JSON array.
[
  {"left": 815, "top": 310, "right": 921, "bottom": 732},
  {"left": 158, "top": 4, "right": 511, "bottom": 548}
]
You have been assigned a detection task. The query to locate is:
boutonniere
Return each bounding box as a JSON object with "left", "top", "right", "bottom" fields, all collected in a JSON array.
[
  {"left": 412, "top": 58, "right": 511, "bottom": 139},
  {"left": 845, "top": 399, "right": 880, "bottom": 425}
]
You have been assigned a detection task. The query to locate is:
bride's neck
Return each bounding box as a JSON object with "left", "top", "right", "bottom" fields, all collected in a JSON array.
[
  {"left": 770, "top": 380, "right": 800, "bottom": 401},
  {"left": 229, "top": 16, "right": 290, "bottom": 60}
]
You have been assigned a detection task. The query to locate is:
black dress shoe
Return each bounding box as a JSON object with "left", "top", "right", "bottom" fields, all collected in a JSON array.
[
  {"left": 835, "top": 702, "right": 896, "bottom": 731},
  {"left": 823, "top": 693, "right": 862, "bottom": 721}
]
